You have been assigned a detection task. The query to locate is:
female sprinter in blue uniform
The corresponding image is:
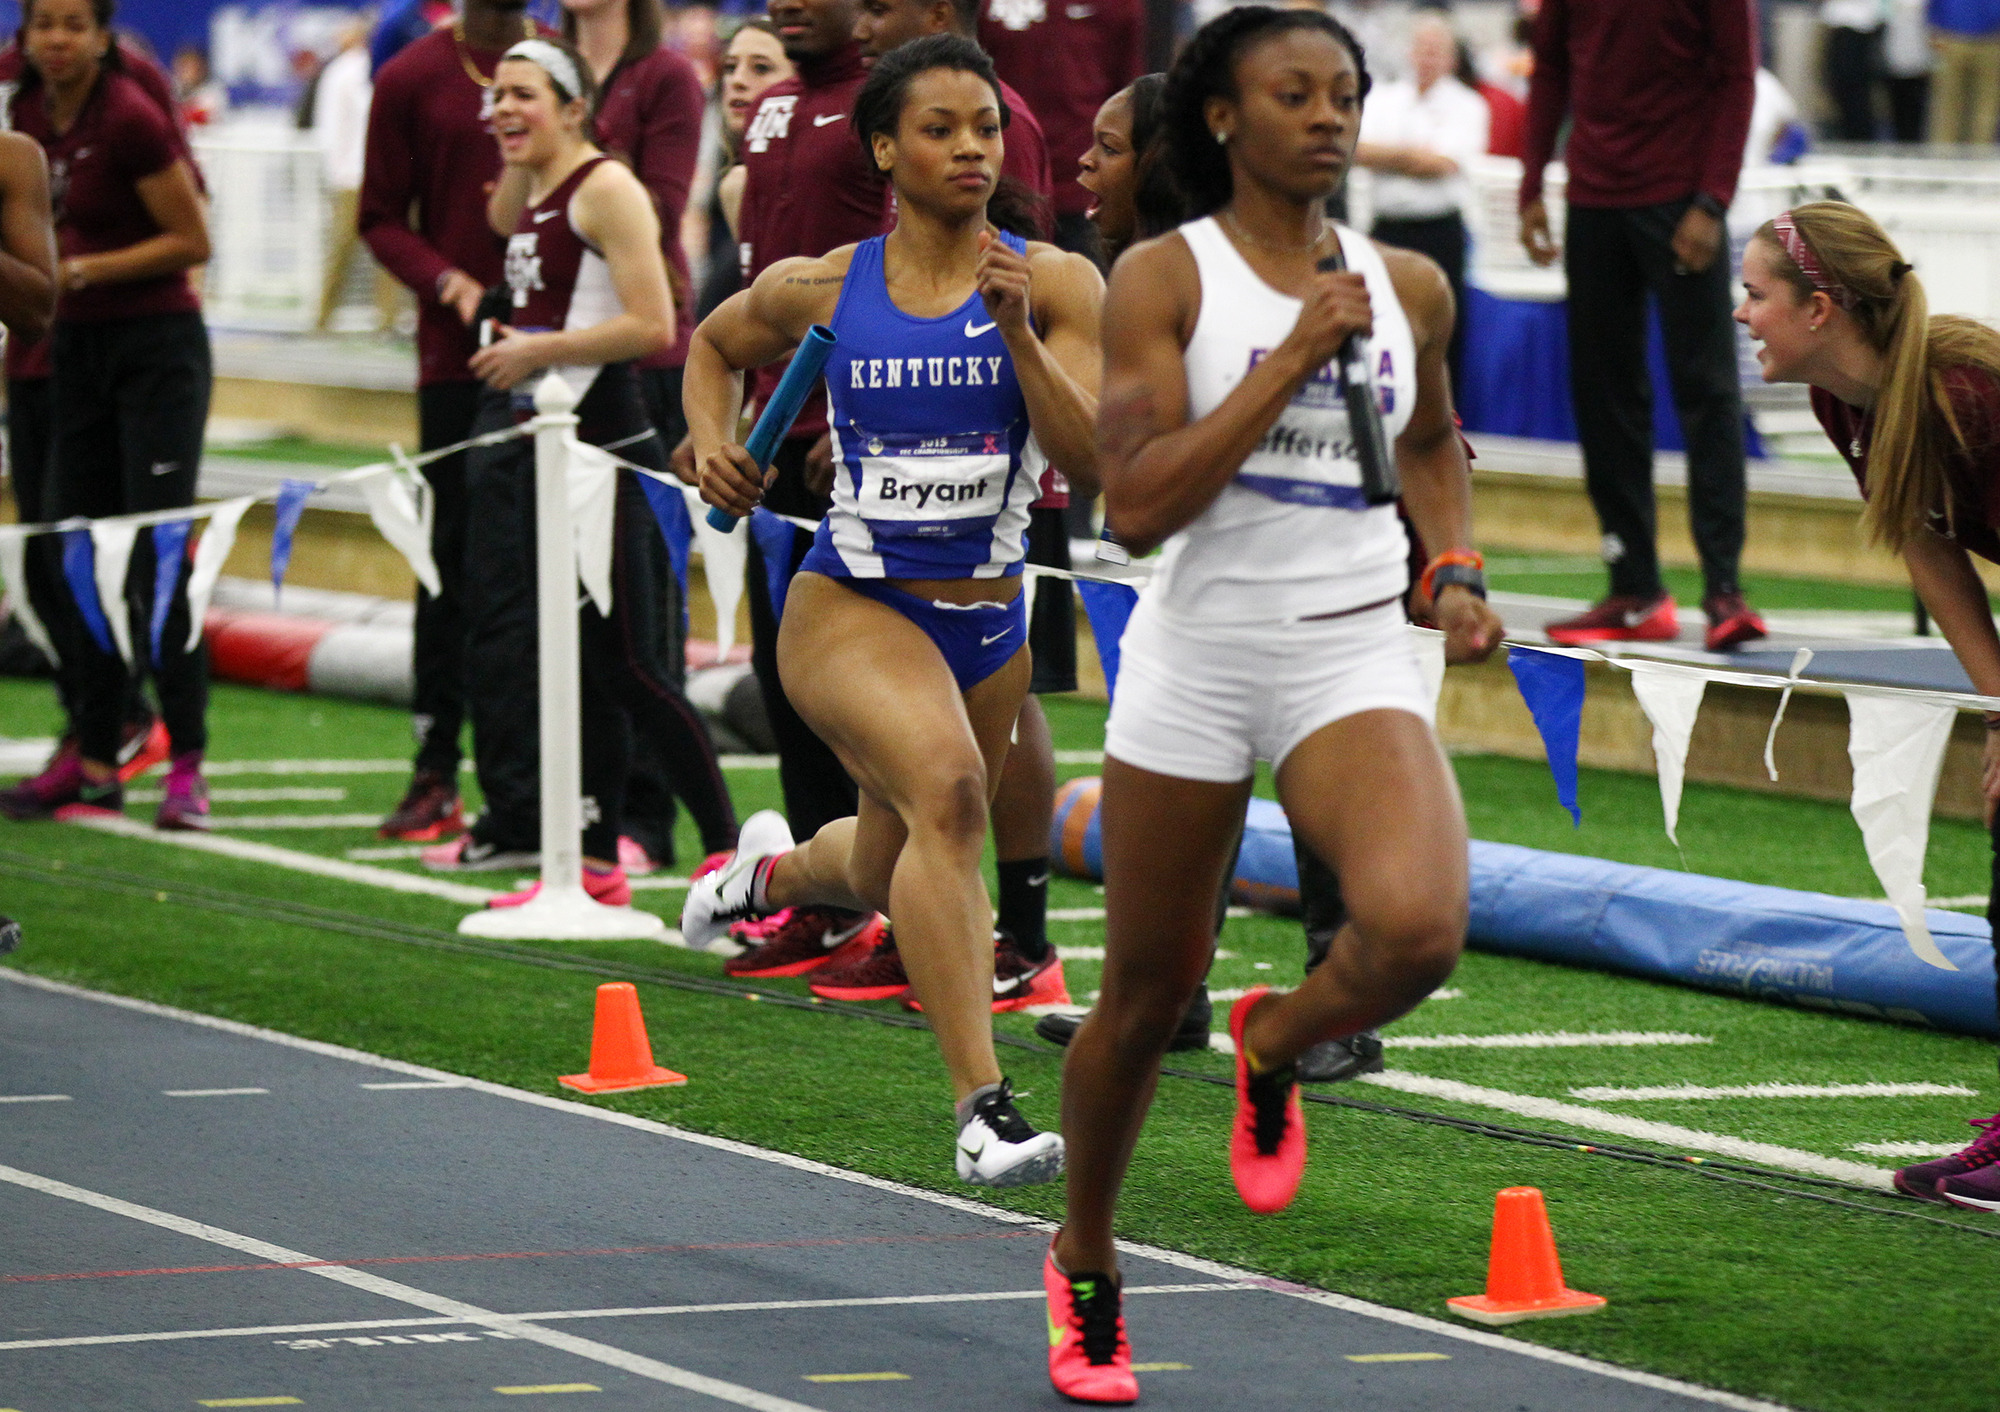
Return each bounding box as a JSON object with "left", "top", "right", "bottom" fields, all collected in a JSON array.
[{"left": 681, "top": 34, "right": 1103, "bottom": 1187}]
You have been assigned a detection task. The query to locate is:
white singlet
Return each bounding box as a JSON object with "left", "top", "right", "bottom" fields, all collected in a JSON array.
[{"left": 1149, "top": 217, "right": 1416, "bottom": 625}]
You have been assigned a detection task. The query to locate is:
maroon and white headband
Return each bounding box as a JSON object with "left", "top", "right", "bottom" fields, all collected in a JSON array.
[{"left": 1772, "top": 212, "right": 1858, "bottom": 310}]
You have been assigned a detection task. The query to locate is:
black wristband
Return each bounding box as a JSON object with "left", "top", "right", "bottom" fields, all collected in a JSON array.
[{"left": 1430, "top": 563, "right": 1487, "bottom": 600}]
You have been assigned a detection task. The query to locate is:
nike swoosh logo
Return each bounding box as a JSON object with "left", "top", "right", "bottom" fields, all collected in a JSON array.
[
  {"left": 148, "top": 461, "right": 177, "bottom": 477},
  {"left": 1066, "top": 4, "right": 1095, "bottom": 16},
  {"left": 533, "top": 208, "right": 560, "bottom": 222},
  {"left": 993, "top": 974, "right": 1018, "bottom": 994},
  {"left": 813, "top": 112, "right": 845, "bottom": 126},
  {"left": 1047, "top": 1311, "right": 1066, "bottom": 1348},
  {"left": 980, "top": 629, "right": 1013, "bottom": 646},
  {"left": 1027, "top": 872, "right": 1049, "bottom": 887},
  {"left": 964, "top": 318, "right": 997, "bottom": 337}
]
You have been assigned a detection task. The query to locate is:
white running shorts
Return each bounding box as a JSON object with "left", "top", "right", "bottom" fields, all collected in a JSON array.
[{"left": 1103, "top": 597, "right": 1435, "bottom": 784}]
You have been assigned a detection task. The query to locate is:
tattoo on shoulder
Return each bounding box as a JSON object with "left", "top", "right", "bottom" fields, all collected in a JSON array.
[{"left": 780, "top": 274, "right": 844, "bottom": 286}]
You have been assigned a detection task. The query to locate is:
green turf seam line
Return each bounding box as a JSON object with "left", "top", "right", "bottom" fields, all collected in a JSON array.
[{"left": 7, "top": 847, "right": 1994, "bottom": 1243}]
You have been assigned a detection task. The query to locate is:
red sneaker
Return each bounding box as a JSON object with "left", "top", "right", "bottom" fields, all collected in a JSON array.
[
  {"left": 1702, "top": 591, "right": 1768, "bottom": 652},
  {"left": 379, "top": 769, "right": 464, "bottom": 842},
  {"left": 904, "top": 930, "right": 1070, "bottom": 1014},
  {"left": 1043, "top": 1245, "right": 1137, "bottom": 1405},
  {"left": 1228, "top": 988, "right": 1306, "bottom": 1214},
  {"left": 807, "top": 925, "right": 909, "bottom": 1001},
  {"left": 489, "top": 865, "right": 632, "bottom": 909},
  {"left": 726, "top": 908, "right": 883, "bottom": 978},
  {"left": 1544, "top": 594, "right": 1678, "bottom": 646},
  {"left": 692, "top": 850, "right": 732, "bottom": 880},
  {"left": 117, "top": 718, "right": 170, "bottom": 783}
]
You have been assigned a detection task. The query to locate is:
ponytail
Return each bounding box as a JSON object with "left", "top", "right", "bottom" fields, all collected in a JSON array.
[{"left": 1759, "top": 201, "right": 2000, "bottom": 554}]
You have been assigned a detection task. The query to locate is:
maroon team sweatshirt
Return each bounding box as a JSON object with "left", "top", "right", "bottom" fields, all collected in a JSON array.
[
  {"left": 980, "top": 0, "right": 1143, "bottom": 219},
  {"left": 594, "top": 44, "right": 705, "bottom": 370}
]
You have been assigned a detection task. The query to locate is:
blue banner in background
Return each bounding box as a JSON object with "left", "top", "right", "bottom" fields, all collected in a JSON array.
[
  {"left": 269, "top": 478, "right": 314, "bottom": 601},
  {"left": 149, "top": 519, "right": 191, "bottom": 666},
  {"left": 59, "top": 530, "right": 113, "bottom": 656},
  {"left": 1507, "top": 647, "right": 1586, "bottom": 826}
]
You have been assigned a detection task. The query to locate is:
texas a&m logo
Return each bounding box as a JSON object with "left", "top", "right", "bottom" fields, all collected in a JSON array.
[
  {"left": 744, "top": 95, "right": 797, "bottom": 154},
  {"left": 987, "top": 0, "right": 1046, "bottom": 29},
  {"left": 505, "top": 233, "right": 544, "bottom": 307}
]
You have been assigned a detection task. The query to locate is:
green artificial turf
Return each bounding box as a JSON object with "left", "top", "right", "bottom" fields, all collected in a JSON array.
[
  {"left": 204, "top": 435, "right": 392, "bottom": 470},
  {"left": 1483, "top": 554, "right": 1961, "bottom": 616},
  {"left": 1, "top": 681, "right": 1995, "bottom": 1409}
]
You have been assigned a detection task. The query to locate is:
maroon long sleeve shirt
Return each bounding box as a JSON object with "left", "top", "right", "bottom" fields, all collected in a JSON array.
[
  {"left": 594, "top": 44, "right": 705, "bottom": 370},
  {"left": 360, "top": 26, "right": 546, "bottom": 387},
  {"left": 1519, "top": 0, "right": 1756, "bottom": 212},
  {"left": 980, "top": 0, "right": 1144, "bottom": 218}
]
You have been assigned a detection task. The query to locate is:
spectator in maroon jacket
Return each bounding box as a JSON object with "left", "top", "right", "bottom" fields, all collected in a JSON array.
[
  {"left": 1520, "top": 0, "right": 1766, "bottom": 655},
  {"left": 360, "top": 0, "right": 545, "bottom": 858},
  {"left": 978, "top": 0, "right": 1143, "bottom": 258}
]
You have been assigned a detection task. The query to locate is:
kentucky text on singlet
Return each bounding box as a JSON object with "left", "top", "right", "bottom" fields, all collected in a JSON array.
[
  {"left": 502, "top": 153, "right": 623, "bottom": 407},
  {"left": 809, "top": 233, "right": 1037, "bottom": 579},
  {"left": 1149, "top": 218, "right": 1416, "bottom": 624}
]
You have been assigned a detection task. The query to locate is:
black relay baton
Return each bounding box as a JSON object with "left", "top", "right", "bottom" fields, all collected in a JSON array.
[{"left": 1315, "top": 249, "right": 1399, "bottom": 507}]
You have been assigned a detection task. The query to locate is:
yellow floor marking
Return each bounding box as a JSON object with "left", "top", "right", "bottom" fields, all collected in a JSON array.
[
  {"left": 1130, "top": 1362, "right": 1192, "bottom": 1372},
  {"left": 802, "top": 1372, "right": 911, "bottom": 1383},
  {"left": 492, "top": 1386, "right": 601, "bottom": 1396},
  {"left": 1346, "top": 1352, "right": 1452, "bottom": 1364},
  {"left": 197, "top": 1401, "right": 304, "bottom": 1408}
]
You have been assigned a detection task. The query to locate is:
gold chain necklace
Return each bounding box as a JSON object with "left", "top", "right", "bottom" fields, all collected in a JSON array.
[
  {"left": 1223, "top": 207, "right": 1334, "bottom": 256},
  {"left": 452, "top": 16, "right": 534, "bottom": 88}
]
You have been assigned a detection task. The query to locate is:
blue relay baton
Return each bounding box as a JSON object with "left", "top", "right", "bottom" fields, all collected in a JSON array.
[{"left": 705, "top": 323, "right": 838, "bottom": 532}]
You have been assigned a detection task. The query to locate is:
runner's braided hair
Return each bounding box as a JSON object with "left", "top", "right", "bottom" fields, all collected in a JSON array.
[
  {"left": 854, "top": 32, "right": 1047, "bottom": 238},
  {"left": 1162, "top": 5, "right": 1369, "bottom": 217}
]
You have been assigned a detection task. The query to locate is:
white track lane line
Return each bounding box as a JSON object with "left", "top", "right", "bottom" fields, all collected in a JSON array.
[
  {"left": 61, "top": 812, "right": 498, "bottom": 905},
  {"left": 162, "top": 1088, "right": 269, "bottom": 1098},
  {"left": 0, "top": 1093, "right": 70, "bottom": 1103},
  {"left": 1570, "top": 1082, "right": 1979, "bottom": 1102},
  {"left": 0, "top": 969, "right": 1798, "bottom": 1412},
  {"left": 1357, "top": 1070, "right": 1893, "bottom": 1188},
  {"left": 0, "top": 1162, "right": 831, "bottom": 1412},
  {"left": 0, "top": 1286, "right": 1248, "bottom": 1353}
]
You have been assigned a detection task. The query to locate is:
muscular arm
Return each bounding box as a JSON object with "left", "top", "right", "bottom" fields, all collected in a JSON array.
[
  {"left": 0, "top": 134, "right": 55, "bottom": 341},
  {"left": 1098, "top": 234, "right": 1365, "bottom": 556},
  {"left": 1011, "top": 244, "right": 1104, "bottom": 499},
  {"left": 68, "top": 160, "right": 209, "bottom": 288}
]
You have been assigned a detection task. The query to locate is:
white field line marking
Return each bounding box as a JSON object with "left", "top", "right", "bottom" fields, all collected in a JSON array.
[
  {"left": 62, "top": 812, "right": 498, "bottom": 905},
  {"left": 0, "top": 1163, "right": 831, "bottom": 1412},
  {"left": 1058, "top": 946, "right": 1235, "bottom": 962},
  {"left": 163, "top": 1088, "right": 270, "bottom": 1097},
  {"left": 1053, "top": 750, "right": 1103, "bottom": 764},
  {"left": 1203, "top": 987, "right": 1465, "bottom": 1004},
  {"left": 205, "top": 815, "right": 386, "bottom": 831},
  {"left": 1571, "top": 1082, "right": 1979, "bottom": 1102},
  {"left": 627, "top": 876, "right": 691, "bottom": 892},
  {"left": 127, "top": 787, "right": 349, "bottom": 804},
  {"left": 346, "top": 845, "right": 426, "bottom": 861},
  {"left": 1926, "top": 894, "right": 1987, "bottom": 909},
  {"left": 0, "top": 971, "right": 1800, "bottom": 1412},
  {"left": 200, "top": 757, "right": 786, "bottom": 776},
  {"left": 359, "top": 1081, "right": 463, "bottom": 1090},
  {"left": 1357, "top": 1069, "right": 1893, "bottom": 1189},
  {"left": 1384, "top": 1031, "right": 1712, "bottom": 1050},
  {"left": 718, "top": 755, "right": 777, "bottom": 769},
  {"left": 1047, "top": 907, "right": 1252, "bottom": 922},
  {"left": 0, "top": 1093, "right": 70, "bottom": 1103},
  {"left": 1851, "top": 1140, "right": 1966, "bottom": 1158},
  {"left": 0, "top": 1286, "right": 1246, "bottom": 1354}
]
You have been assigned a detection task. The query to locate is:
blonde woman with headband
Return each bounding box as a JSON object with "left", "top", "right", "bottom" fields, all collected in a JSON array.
[{"left": 1736, "top": 199, "right": 2000, "bottom": 1214}]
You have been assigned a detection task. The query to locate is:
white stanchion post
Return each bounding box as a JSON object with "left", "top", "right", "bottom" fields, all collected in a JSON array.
[{"left": 460, "top": 373, "right": 666, "bottom": 941}]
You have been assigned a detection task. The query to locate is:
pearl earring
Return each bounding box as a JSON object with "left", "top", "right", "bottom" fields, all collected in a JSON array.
[{"left": 1215, "top": 129, "right": 1229, "bottom": 145}]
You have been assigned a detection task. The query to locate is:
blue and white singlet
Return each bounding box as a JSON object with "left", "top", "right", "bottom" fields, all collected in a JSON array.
[{"left": 799, "top": 233, "right": 1037, "bottom": 581}]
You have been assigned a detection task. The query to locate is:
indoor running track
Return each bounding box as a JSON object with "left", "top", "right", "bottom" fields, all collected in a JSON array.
[{"left": 1, "top": 971, "right": 1783, "bottom": 1412}]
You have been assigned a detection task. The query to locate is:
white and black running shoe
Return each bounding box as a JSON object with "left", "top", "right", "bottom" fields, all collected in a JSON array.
[
  {"left": 956, "top": 1077, "right": 1065, "bottom": 1187},
  {"left": 679, "top": 809, "right": 794, "bottom": 951}
]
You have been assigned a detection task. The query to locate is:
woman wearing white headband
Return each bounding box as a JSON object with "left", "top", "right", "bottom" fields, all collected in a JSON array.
[
  {"left": 442, "top": 35, "right": 738, "bottom": 907},
  {"left": 1737, "top": 200, "right": 2000, "bottom": 1215}
]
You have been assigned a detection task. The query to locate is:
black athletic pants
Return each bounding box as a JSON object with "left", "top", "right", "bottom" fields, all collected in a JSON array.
[
  {"left": 9, "top": 377, "right": 65, "bottom": 707},
  {"left": 411, "top": 381, "right": 479, "bottom": 778},
  {"left": 1824, "top": 25, "right": 1882, "bottom": 142},
  {"left": 746, "top": 435, "right": 858, "bottom": 840},
  {"left": 1371, "top": 212, "right": 1468, "bottom": 393},
  {"left": 1563, "top": 200, "right": 1747, "bottom": 602},
  {"left": 43, "top": 312, "right": 210, "bottom": 764},
  {"left": 462, "top": 368, "right": 735, "bottom": 860}
]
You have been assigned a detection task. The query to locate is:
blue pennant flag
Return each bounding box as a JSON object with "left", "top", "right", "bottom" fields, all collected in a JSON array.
[
  {"left": 269, "top": 479, "right": 315, "bottom": 601},
  {"left": 749, "top": 509, "right": 799, "bottom": 623},
  {"left": 1506, "top": 647, "right": 1585, "bottom": 826},
  {"left": 149, "top": 519, "right": 192, "bottom": 666},
  {"left": 636, "top": 474, "right": 694, "bottom": 623},
  {"left": 60, "top": 529, "right": 114, "bottom": 656},
  {"left": 1075, "top": 579, "right": 1139, "bottom": 704}
]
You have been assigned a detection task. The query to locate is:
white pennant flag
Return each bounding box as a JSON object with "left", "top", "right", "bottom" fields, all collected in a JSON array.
[
  {"left": 566, "top": 437, "right": 618, "bottom": 617},
  {"left": 185, "top": 498, "right": 254, "bottom": 652},
  {"left": 0, "top": 530, "right": 58, "bottom": 668},
  {"left": 356, "top": 464, "right": 441, "bottom": 598},
  {"left": 1844, "top": 690, "right": 1960, "bottom": 970},
  {"left": 1628, "top": 662, "right": 1708, "bottom": 847},
  {"left": 1410, "top": 625, "right": 1447, "bottom": 709},
  {"left": 90, "top": 518, "right": 140, "bottom": 666},
  {"left": 685, "top": 483, "right": 746, "bottom": 661},
  {"left": 1763, "top": 647, "right": 1814, "bottom": 782}
]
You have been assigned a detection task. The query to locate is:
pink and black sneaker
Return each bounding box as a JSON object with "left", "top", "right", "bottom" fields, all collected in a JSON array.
[
  {"left": 1896, "top": 1112, "right": 2000, "bottom": 1205},
  {"left": 154, "top": 754, "right": 210, "bottom": 832},
  {"left": 489, "top": 864, "right": 631, "bottom": 909},
  {"left": 0, "top": 741, "right": 84, "bottom": 820}
]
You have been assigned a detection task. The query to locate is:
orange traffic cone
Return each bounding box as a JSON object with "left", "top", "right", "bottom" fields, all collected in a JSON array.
[
  {"left": 1446, "top": 1186, "right": 1606, "bottom": 1325},
  {"left": 558, "top": 983, "right": 688, "bottom": 1094}
]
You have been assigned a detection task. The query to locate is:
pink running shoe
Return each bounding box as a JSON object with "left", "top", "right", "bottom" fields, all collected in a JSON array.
[
  {"left": 489, "top": 865, "right": 632, "bottom": 909},
  {"left": 1228, "top": 988, "right": 1307, "bottom": 1214},
  {"left": 617, "top": 835, "right": 660, "bottom": 876},
  {"left": 1043, "top": 1244, "right": 1137, "bottom": 1405},
  {"left": 1895, "top": 1113, "right": 2000, "bottom": 1204},
  {"left": 0, "top": 743, "right": 84, "bottom": 820},
  {"left": 155, "top": 754, "right": 210, "bottom": 832}
]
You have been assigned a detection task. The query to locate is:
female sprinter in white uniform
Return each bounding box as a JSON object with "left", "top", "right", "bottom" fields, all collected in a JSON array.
[
  {"left": 680, "top": 35, "right": 1102, "bottom": 1187},
  {"left": 1039, "top": 9, "right": 1500, "bottom": 1402}
]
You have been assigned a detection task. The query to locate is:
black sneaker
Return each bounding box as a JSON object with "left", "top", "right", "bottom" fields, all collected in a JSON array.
[
  {"left": 0, "top": 915, "right": 19, "bottom": 954},
  {"left": 1033, "top": 985, "right": 1213, "bottom": 1051},
  {"left": 1296, "top": 1029, "right": 1385, "bottom": 1084}
]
